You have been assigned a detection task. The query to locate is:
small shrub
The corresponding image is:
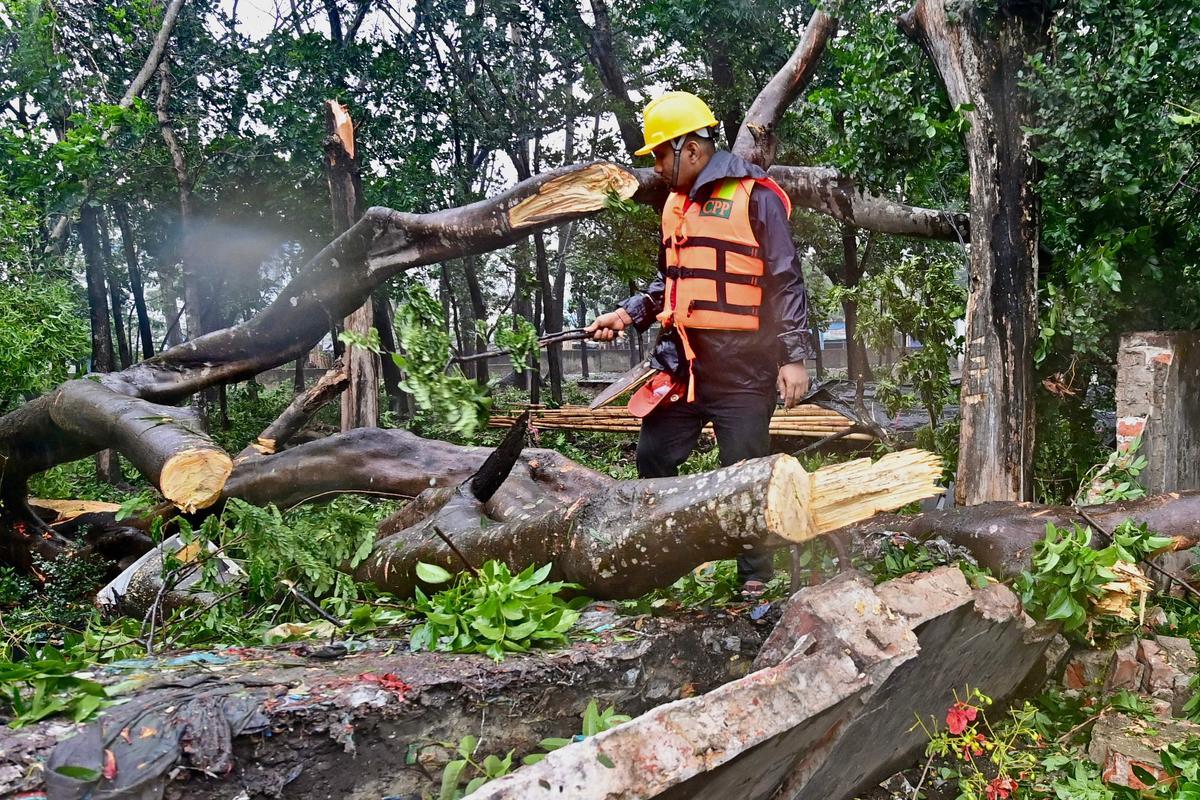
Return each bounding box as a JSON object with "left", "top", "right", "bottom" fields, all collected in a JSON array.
[{"left": 410, "top": 561, "right": 588, "bottom": 661}]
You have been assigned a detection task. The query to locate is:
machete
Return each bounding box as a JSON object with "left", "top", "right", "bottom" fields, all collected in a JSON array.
[{"left": 588, "top": 359, "right": 656, "bottom": 410}]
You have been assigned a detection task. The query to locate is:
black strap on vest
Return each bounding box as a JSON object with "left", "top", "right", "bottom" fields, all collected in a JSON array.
[
  {"left": 661, "top": 235, "right": 761, "bottom": 259},
  {"left": 688, "top": 299, "right": 760, "bottom": 317},
  {"left": 664, "top": 266, "right": 760, "bottom": 286}
]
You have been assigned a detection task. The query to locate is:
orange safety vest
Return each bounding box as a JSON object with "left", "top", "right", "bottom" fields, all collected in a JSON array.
[{"left": 656, "top": 175, "right": 792, "bottom": 400}]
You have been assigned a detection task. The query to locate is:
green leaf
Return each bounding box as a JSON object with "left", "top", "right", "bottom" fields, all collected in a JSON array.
[
  {"left": 416, "top": 562, "right": 454, "bottom": 584},
  {"left": 457, "top": 735, "right": 478, "bottom": 758},
  {"left": 439, "top": 759, "right": 467, "bottom": 800},
  {"left": 53, "top": 764, "right": 102, "bottom": 782},
  {"left": 1045, "top": 590, "right": 1081, "bottom": 622}
]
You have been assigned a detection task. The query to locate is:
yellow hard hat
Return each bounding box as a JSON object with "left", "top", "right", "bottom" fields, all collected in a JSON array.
[{"left": 634, "top": 91, "right": 719, "bottom": 157}]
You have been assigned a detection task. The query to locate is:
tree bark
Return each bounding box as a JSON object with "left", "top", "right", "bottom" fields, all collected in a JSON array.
[
  {"left": 732, "top": 7, "right": 838, "bottom": 168},
  {"left": 839, "top": 491, "right": 1200, "bottom": 581},
  {"left": 900, "top": 0, "right": 1051, "bottom": 505},
  {"left": 113, "top": 203, "right": 155, "bottom": 360},
  {"left": 766, "top": 167, "right": 969, "bottom": 241},
  {"left": 49, "top": 382, "right": 231, "bottom": 514},
  {"left": 99, "top": 209, "right": 133, "bottom": 369},
  {"left": 78, "top": 206, "right": 115, "bottom": 376},
  {"left": 157, "top": 56, "right": 212, "bottom": 427},
  {"left": 463, "top": 257, "right": 490, "bottom": 385},
  {"left": 534, "top": 232, "right": 563, "bottom": 403},
  {"left": 841, "top": 224, "right": 873, "bottom": 386},
  {"left": 236, "top": 362, "right": 349, "bottom": 462},
  {"left": 371, "top": 292, "right": 407, "bottom": 414},
  {"left": 156, "top": 59, "right": 200, "bottom": 342},
  {"left": 79, "top": 205, "right": 123, "bottom": 486},
  {"left": 356, "top": 447, "right": 943, "bottom": 599},
  {"left": 324, "top": 100, "right": 378, "bottom": 432}
]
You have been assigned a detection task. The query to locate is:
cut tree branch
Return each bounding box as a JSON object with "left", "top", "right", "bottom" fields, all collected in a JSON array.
[{"left": 48, "top": 381, "right": 231, "bottom": 513}]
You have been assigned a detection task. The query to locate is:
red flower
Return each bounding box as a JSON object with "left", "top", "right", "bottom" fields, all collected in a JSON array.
[
  {"left": 946, "top": 701, "right": 979, "bottom": 735},
  {"left": 985, "top": 776, "right": 1018, "bottom": 800}
]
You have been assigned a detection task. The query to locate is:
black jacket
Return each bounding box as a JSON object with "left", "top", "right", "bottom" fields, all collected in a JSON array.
[{"left": 620, "top": 150, "right": 814, "bottom": 394}]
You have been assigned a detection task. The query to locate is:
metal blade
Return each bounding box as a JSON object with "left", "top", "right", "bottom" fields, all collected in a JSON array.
[{"left": 588, "top": 360, "right": 656, "bottom": 410}]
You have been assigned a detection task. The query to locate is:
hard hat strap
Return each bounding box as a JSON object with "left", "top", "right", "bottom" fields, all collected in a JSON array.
[{"left": 670, "top": 135, "right": 686, "bottom": 188}]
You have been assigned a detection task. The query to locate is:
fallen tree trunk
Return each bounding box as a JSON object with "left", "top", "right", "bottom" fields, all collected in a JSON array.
[
  {"left": 836, "top": 491, "right": 1200, "bottom": 579},
  {"left": 357, "top": 449, "right": 944, "bottom": 599},
  {"left": 0, "top": 161, "right": 643, "bottom": 565},
  {"left": 0, "top": 3, "right": 977, "bottom": 572}
]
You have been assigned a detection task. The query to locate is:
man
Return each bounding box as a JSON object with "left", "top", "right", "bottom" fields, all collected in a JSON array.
[{"left": 588, "top": 91, "right": 813, "bottom": 596}]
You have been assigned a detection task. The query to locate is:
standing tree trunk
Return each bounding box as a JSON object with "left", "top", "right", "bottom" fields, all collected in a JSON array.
[
  {"left": 513, "top": 239, "right": 540, "bottom": 404},
  {"left": 98, "top": 210, "right": 132, "bottom": 369},
  {"left": 78, "top": 204, "right": 121, "bottom": 484},
  {"left": 900, "top": 0, "right": 1051, "bottom": 505},
  {"left": 157, "top": 57, "right": 210, "bottom": 428},
  {"left": 113, "top": 203, "right": 154, "bottom": 360},
  {"left": 325, "top": 101, "right": 378, "bottom": 432},
  {"left": 841, "top": 224, "right": 873, "bottom": 388},
  {"left": 463, "top": 258, "right": 490, "bottom": 385},
  {"left": 372, "top": 292, "right": 407, "bottom": 415},
  {"left": 534, "top": 232, "right": 564, "bottom": 403},
  {"left": 79, "top": 207, "right": 114, "bottom": 375},
  {"left": 543, "top": 81, "right": 577, "bottom": 405}
]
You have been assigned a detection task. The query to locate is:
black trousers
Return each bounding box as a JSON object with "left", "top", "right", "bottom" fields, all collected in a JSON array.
[{"left": 636, "top": 386, "right": 777, "bottom": 583}]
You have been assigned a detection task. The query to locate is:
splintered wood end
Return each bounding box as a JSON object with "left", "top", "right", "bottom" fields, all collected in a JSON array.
[
  {"left": 809, "top": 449, "right": 945, "bottom": 534},
  {"left": 160, "top": 448, "right": 234, "bottom": 513},
  {"left": 508, "top": 163, "right": 639, "bottom": 229},
  {"left": 764, "top": 455, "right": 817, "bottom": 543}
]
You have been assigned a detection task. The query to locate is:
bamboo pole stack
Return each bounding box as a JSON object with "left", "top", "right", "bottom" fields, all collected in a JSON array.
[{"left": 488, "top": 404, "right": 874, "bottom": 441}]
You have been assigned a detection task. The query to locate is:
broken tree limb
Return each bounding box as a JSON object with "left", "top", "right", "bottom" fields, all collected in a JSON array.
[
  {"left": 235, "top": 361, "right": 349, "bottom": 462},
  {"left": 222, "top": 429, "right": 610, "bottom": 511},
  {"left": 0, "top": 161, "right": 641, "bottom": 560},
  {"left": 769, "top": 166, "right": 970, "bottom": 241},
  {"left": 3, "top": 154, "right": 968, "bottom": 555},
  {"left": 733, "top": 7, "right": 839, "bottom": 168},
  {"left": 355, "top": 450, "right": 943, "bottom": 599},
  {"left": 837, "top": 490, "right": 1200, "bottom": 580}
]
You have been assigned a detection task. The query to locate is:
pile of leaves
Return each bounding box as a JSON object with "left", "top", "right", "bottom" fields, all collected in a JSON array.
[{"left": 410, "top": 561, "right": 588, "bottom": 661}]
